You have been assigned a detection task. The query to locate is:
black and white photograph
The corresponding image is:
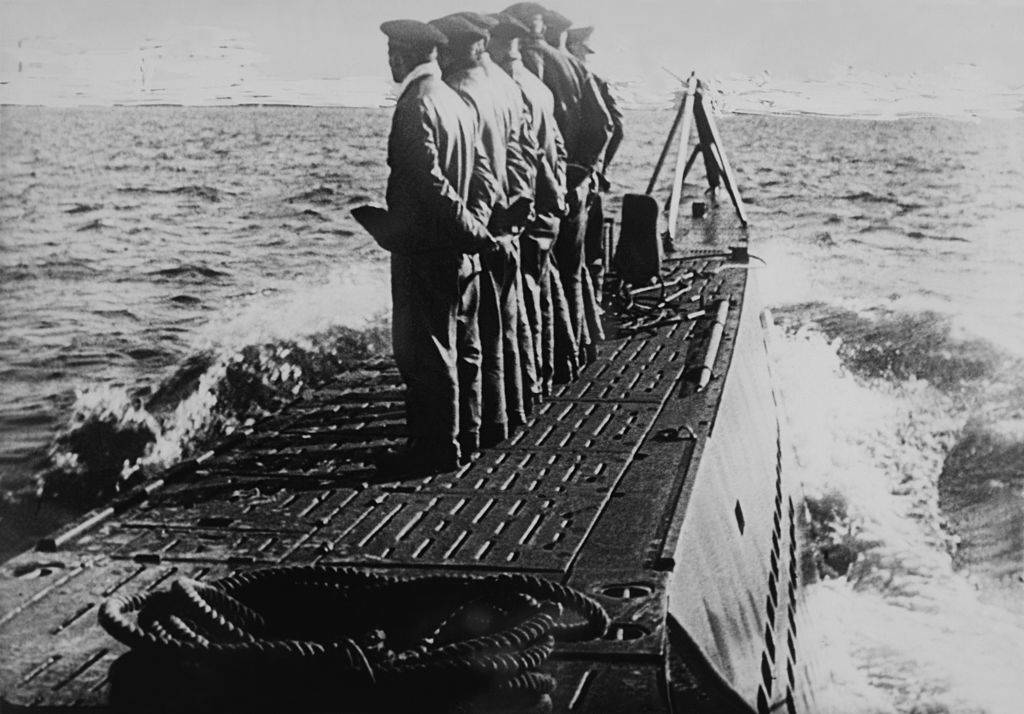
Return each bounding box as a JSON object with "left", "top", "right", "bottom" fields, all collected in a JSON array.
[{"left": 1, "top": 1, "right": 1022, "bottom": 711}]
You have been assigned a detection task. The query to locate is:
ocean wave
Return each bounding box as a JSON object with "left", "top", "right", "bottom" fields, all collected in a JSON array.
[
  {"left": 939, "top": 413, "right": 1024, "bottom": 612},
  {"left": 773, "top": 303, "right": 1006, "bottom": 391},
  {"left": 298, "top": 208, "right": 329, "bottom": 221},
  {"left": 0, "top": 260, "right": 101, "bottom": 282},
  {"left": 124, "top": 346, "right": 171, "bottom": 361},
  {"left": 148, "top": 264, "right": 231, "bottom": 279},
  {"left": 842, "top": 190, "right": 899, "bottom": 205},
  {"left": 169, "top": 294, "right": 202, "bottom": 305},
  {"left": 36, "top": 267, "right": 391, "bottom": 504},
  {"left": 772, "top": 324, "right": 1024, "bottom": 713},
  {"left": 905, "top": 231, "right": 969, "bottom": 243},
  {"left": 65, "top": 203, "right": 101, "bottom": 214},
  {"left": 75, "top": 218, "right": 107, "bottom": 232},
  {"left": 38, "top": 324, "right": 389, "bottom": 502},
  {"left": 287, "top": 186, "right": 335, "bottom": 204},
  {"left": 117, "top": 184, "right": 233, "bottom": 202},
  {"left": 93, "top": 309, "right": 140, "bottom": 321}
]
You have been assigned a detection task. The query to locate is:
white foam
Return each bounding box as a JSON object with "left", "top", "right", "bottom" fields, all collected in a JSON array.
[
  {"left": 771, "top": 319, "right": 1024, "bottom": 712},
  {"left": 55, "top": 263, "right": 392, "bottom": 482},
  {"left": 193, "top": 262, "right": 390, "bottom": 352}
]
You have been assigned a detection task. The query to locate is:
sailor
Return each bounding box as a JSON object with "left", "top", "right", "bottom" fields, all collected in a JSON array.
[
  {"left": 452, "top": 11, "right": 544, "bottom": 416},
  {"left": 567, "top": 25, "right": 624, "bottom": 291},
  {"left": 430, "top": 14, "right": 533, "bottom": 448},
  {"left": 566, "top": 26, "right": 623, "bottom": 170},
  {"left": 484, "top": 12, "right": 574, "bottom": 396},
  {"left": 544, "top": 10, "right": 610, "bottom": 358},
  {"left": 503, "top": 3, "right": 612, "bottom": 370},
  {"left": 371, "top": 19, "right": 511, "bottom": 473}
]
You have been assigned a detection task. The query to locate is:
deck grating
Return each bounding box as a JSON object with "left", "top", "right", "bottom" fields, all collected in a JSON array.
[{"left": 0, "top": 253, "right": 733, "bottom": 708}]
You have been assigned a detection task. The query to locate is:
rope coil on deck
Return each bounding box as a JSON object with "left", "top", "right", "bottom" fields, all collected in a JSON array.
[{"left": 99, "top": 567, "right": 609, "bottom": 706}]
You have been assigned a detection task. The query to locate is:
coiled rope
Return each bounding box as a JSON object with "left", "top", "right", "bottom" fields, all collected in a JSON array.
[{"left": 100, "top": 567, "right": 608, "bottom": 708}]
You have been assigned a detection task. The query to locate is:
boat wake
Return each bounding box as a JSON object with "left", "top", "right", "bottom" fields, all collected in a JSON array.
[
  {"left": 35, "top": 266, "right": 391, "bottom": 504},
  {"left": 771, "top": 304, "right": 1024, "bottom": 713}
]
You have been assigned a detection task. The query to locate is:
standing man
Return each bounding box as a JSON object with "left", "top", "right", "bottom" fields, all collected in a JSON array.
[
  {"left": 567, "top": 25, "right": 624, "bottom": 292},
  {"left": 486, "top": 13, "right": 573, "bottom": 396},
  {"left": 503, "top": 3, "right": 612, "bottom": 372},
  {"left": 430, "top": 14, "right": 532, "bottom": 447},
  {"left": 454, "top": 11, "right": 545, "bottom": 413},
  {"left": 566, "top": 26, "right": 623, "bottom": 171},
  {"left": 367, "top": 19, "right": 509, "bottom": 474}
]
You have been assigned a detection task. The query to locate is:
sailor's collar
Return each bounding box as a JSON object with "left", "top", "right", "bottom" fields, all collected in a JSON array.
[{"left": 398, "top": 60, "right": 441, "bottom": 99}]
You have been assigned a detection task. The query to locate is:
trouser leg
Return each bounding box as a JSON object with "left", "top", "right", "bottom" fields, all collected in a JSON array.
[
  {"left": 515, "top": 265, "right": 539, "bottom": 415},
  {"left": 579, "top": 186, "right": 605, "bottom": 362},
  {"left": 457, "top": 256, "right": 481, "bottom": 456},
  {"left": 581, "top": 259, "right": 604, "bottom": 362},
  {"left": 390, "top": 252, "right": 459, "bottom": 459},
  {"left": 496, "top": 245, "right": 525, "bottom": 429},
  {"left": 547, "top": 252, "right": 579, "bottom": 384},
  {"left": 520, "top": 234, "right": 547, "bottom": 407},
  {"left": 523, "top": 223, "right": 555, "bottom": 398},
  {"left": 584, "top": 192, "right": 606, "bottom": 291},
  {"left": 478, "top": 255, "right": 507, "bottom": 447},
  {"left": 554, "top": 179, "right": 589, "bottom": 364},
  {"left": 539, "top": 257, "right": 555, "bottom": 396}
]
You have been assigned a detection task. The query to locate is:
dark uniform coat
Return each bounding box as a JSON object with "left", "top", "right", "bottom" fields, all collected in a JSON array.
[
  {"left": 445, "top": 60, "right": 533, "bottom": 440},
  {"left": 594, "top": 74, "right": 623, "bottom": 170},
  {"left": 518, "top": 36, "right": 611, "bottom": 177},
  {"left": 583, "top": 73, "right": 624, "bottom": 294},
  {"left": 506, "top": 57, "right": 566, "bottom": 236},
  {"left": 519, "top": 37, "right": 612, "bottom": 367},
  {"left": 503, "top": 55, "right": 575, "bottom": 394},
  {"left": 386, "top": 61, "right": 496, "bottom": 459}
]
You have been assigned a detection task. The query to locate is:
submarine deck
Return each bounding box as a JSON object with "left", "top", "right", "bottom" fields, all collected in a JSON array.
[{"left": 0, "top": 242, "right": 758, "bottom": 711}]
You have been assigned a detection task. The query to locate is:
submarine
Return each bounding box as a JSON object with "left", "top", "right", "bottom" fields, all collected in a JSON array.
[{"left": 0, "top": 77, "right": 818, "bottom": 713}]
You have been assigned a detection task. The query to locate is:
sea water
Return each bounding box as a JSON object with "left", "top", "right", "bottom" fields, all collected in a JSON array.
[{"left": 1, "top": 105, "right": 1023, "bottom": 712}]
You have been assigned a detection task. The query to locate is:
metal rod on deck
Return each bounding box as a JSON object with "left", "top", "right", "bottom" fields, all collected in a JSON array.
[
  {"left": 645, "top": 73, "right": 694, "bottom": 195},
  {"left": 697, "top": 300, "right": 730, "bottom": 390},
  {"left": 667, "top": 74, "right": 697, "bottom": 241},
  {"left": 679, "top": 145, "right": 702, "bottom": 189},
  {"left": 695, "top": 81, "right": 748, "bottom": 226}
]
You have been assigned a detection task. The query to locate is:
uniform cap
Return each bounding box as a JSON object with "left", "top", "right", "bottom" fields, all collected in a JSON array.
[
  {"left": 429, "top": 14, "right": 490, "bottom": 44},
  {"left": 488, "top": 13, "right": 531, "bottom": 40},
  {"left": 454, "top": 11, "right": 500, "bottom": 32},
  {"left": 566, "top": 26, "right": 595, "bottom": 53},
  {"left": 543, "top": 10, "right": 572, "bottom": 34},
  {"left": 380, "top": 19, "right": 449, "bottom": 50},
  {"left": 502, "top": 3, "right": 549, "bottom": 24}
]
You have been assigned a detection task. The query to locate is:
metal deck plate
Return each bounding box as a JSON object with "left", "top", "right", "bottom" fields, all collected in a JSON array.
[
  {"left": 413, "top": 450, "right": 632, "bottom": 496},
  {"left": 1, "top": 253, "right": 739, "bottom": 710},
  {"left": 507, "top": 399, "right": 660, "bottom": 452},
  {"left": 550, "top": 322, "right": 695, "bottom": 402}
]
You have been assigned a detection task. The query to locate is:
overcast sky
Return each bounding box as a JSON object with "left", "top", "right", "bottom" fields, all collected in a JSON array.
[{"left": 2, "top": 0, "right": 1022, "bottom": 108}]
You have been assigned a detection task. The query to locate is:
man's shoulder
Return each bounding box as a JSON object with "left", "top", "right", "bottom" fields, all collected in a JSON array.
[
  {"left": 398, "top": 75, "right": 466, "bottom": 115},
  {"left": 526, "top": 42, "right": 577, "bottom": 83},
  {"left": 486, "top": 64, "right": 526, "bottom": 110},
  {"left": 514, "top": 65, "right": 552, "bottom": 100},
  {"left": 485, "top": 62, "right": 516, "bottom": 90},
  {"left": 444, "top": 66, "right": 490, "bottom": 97},
  {"left": 403, "top": 74, "right": 452, "bottom": 101}
]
